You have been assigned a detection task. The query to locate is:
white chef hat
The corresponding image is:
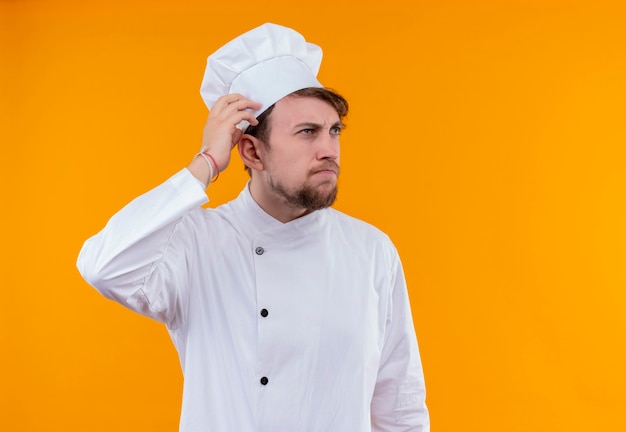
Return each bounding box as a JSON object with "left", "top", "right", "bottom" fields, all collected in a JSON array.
[{"left": 200, "top": 23, "right": 323, "bottom": 130}]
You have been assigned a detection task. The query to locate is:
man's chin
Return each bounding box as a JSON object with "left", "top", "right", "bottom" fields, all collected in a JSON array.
[
  {"left": 307, "top": 185, "right": 338, "bottom": 210},
  {"left": 270, "top": 177, "right": 338, "bottom": 210}
]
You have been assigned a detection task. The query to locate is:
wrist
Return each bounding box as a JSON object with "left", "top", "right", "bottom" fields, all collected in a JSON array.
[
  {"left": 188, "top": 151, "right": 220, "bottom": 188},
  {"left": 187, "top": 156, "right": 211, "bottom": 187},
  {"left": 199, "top": 151, "right": 219, "bottom": 183}
]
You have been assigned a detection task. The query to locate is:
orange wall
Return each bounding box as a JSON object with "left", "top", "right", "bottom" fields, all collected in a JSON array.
[{"left": 2, "top": 1, "right": 626, "bottom": 431}]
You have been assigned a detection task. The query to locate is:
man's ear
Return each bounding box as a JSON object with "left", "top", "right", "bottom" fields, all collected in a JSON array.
[{"left": 238, "top": 134, "right": 264, "bottom": 173}]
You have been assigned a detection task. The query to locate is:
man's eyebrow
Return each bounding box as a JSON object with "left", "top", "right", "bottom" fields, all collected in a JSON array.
[
  {"left": 293, "top": 122, "right": 323, "bottom": 130},
  {"left": 293, "top": 121, "right": 345, "bottom": 130}
]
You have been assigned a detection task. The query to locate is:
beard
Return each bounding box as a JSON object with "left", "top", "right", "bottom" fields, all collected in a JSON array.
[{"left": 268, "top": 172, "right": 339, "bottom": 211}]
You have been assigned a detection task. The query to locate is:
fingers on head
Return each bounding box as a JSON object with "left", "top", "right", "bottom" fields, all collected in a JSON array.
[{"left": 218, "top": 94, "right": 261, "bottom": 110}]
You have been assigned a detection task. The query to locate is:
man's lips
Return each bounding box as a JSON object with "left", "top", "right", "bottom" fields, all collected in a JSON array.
[
  {"left": 312, "top": 163, "right": 340, "bottom": 176},
  {"left": 315, "top": 169, "right": 338, "bottom": 175}
]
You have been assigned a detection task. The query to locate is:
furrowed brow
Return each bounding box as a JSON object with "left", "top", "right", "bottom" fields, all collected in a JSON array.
[
  {"left": 293, "top": 121, "right": 345, "bottom": 131},
  {"left": 294, "top": 122, "right": 324, "bottom": 130}
]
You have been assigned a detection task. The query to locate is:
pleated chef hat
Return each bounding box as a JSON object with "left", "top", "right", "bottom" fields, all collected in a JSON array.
[{"left": 200, "top": 23, "right": 323, "bottom": 130}]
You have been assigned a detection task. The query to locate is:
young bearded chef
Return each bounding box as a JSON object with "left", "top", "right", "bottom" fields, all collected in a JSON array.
[{"left": 77, "top": 22, "right": 430, "bottom": 432}]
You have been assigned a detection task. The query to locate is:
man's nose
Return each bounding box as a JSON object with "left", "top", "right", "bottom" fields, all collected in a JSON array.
[{"left": 317, "top": 133, "right": 339, "bottom": 160}]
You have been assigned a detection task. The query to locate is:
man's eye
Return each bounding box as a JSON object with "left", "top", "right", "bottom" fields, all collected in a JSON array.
[
  {"left": 330, "top": 127, "right": 342, "bottom": 135},
  {"left": 300, "top": 128, "right": 314, "bottom": 135}
]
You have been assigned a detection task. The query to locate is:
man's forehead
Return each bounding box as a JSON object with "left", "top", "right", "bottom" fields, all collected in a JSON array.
[{"left": 271, "top": 96, "right": 340, "bottom": 126}]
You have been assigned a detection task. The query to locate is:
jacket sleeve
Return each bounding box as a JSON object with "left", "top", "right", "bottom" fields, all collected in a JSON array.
[
  {"left": 76, "top": 169, "right": 209, "bottom": 330},
  {"left": 371, "top": 253, "right": 430, "bottom": 431}
]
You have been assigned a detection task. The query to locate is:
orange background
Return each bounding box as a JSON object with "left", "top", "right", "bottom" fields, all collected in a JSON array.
[{"left": 2, "top": 1, "right": 626, "bottom": 431}]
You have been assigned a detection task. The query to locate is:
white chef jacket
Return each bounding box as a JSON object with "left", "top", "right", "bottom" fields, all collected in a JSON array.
[{"left": 77, "top": 168, "right": 429, "bottom": 432}]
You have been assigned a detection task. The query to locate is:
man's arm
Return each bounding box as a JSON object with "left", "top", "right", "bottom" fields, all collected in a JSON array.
[
  {"left": 77, "top": 168, "right": 209, "bottom": 328},
  {"left": 76, "top": 94, "right": 260, "bottom": 328},
  {"left": 370, "top": 255, "right": 430, "bottom": 431}
]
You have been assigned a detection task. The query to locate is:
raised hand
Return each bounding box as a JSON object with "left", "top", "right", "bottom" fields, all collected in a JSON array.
[{"left": 189, "top": 94, "right": 261, "bottom": 186}]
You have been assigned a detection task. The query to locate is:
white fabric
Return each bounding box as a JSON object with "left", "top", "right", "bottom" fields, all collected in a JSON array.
[
  {"left": 200, "top": 23, "right": 323, "bottom": 130},
  {"left": 77, "top": 168, "right": 430, "bottom": 432}
]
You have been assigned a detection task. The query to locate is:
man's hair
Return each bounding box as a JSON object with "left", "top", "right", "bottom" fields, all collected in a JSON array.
[{"left": 242, "top": 87, "right": 349, "bottom": 175}]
